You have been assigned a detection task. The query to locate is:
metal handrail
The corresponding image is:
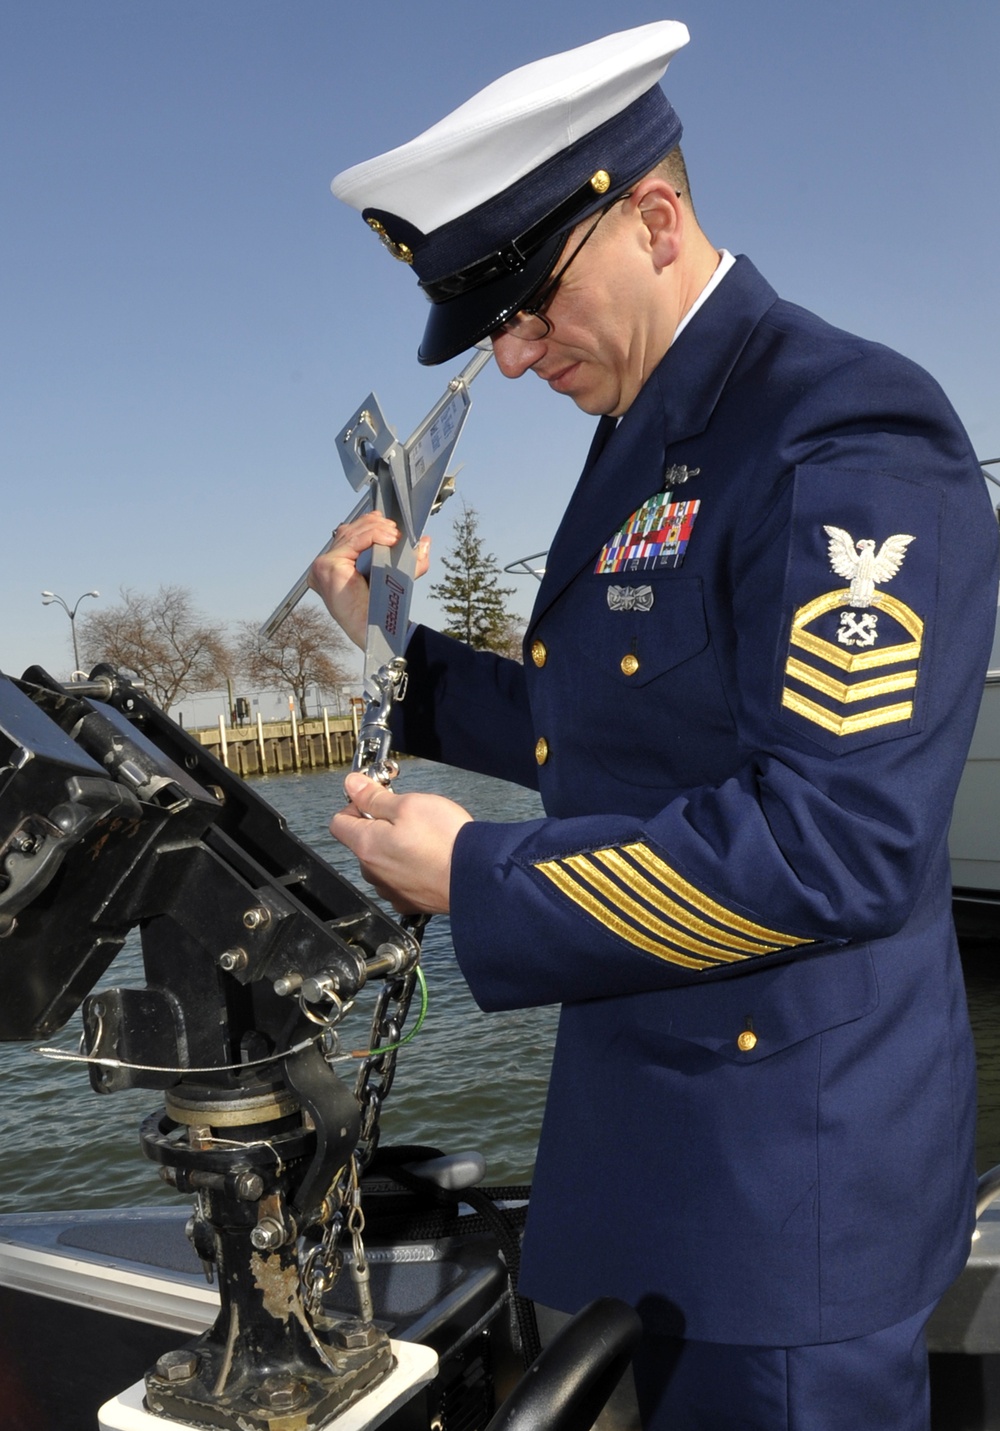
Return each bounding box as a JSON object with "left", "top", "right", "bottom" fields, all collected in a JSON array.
[{"left": 976, "top": 1164, "right": 1000, "bottom": 1219}]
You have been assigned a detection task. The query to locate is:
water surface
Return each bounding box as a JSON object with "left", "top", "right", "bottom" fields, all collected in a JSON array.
[{"left": 2, "top": 761, "right": 998, "bottom": 1214}]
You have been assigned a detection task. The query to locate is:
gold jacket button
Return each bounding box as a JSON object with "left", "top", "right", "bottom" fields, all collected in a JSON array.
[
  {"left": 620, "top": 653, "right": 640, "bottom": 676},
  {"left": 535, "top": 737, "right": 550, "bottom": 766},
  {"left": 531, "top": 640, "right": 547, "bottom": 668},
  {"left": 737, "top": 1030, "right": 758, "bottom": 1052}
]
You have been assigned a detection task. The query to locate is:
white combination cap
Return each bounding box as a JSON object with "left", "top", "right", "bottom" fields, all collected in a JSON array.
[{"left": 331, "top": 21, "right": 690, "bottom": 364}]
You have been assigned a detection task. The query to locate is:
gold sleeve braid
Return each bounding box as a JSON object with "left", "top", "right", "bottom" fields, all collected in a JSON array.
[{"left": 534, "top": 841, "right": 812, "bottom": 971}]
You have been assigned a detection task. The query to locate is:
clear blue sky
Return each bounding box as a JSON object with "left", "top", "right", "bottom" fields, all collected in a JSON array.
[{"left": 2, "top": 0, "right": 998, "bottom": 686}]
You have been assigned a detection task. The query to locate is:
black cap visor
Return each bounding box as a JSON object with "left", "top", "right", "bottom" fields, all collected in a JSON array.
[{"left": 417, "top": 231, "right": 565, "bottom": 366}]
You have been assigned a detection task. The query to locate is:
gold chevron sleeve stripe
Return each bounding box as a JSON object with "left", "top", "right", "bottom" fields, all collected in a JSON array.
[
  {"left": 623, "top": 842, "right": 809, "bottom": 948},
  {"left": 791, "top": 625, "right": 922, "bottom": 672},
  {"left": 534, "top": 860, "right": 719, "bottom": 970},
  {"left": 788, "top": 590, "right": 923, "bottom": 672},
  {"left": 562, "top": 854, "right": 750, "bottom": 962},
  {"left": 781, "top": 688, "right": 913, "bottom": 735},
  {"left": 593, "top": 848, "right": 779, "bottom": 954},
  {"left": 784, "top": 656, "right": 918, "bottom": 704}
]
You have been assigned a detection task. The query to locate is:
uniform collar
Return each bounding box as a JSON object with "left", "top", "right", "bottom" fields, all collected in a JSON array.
[{"left": 671, "top": 248, "right": 736, "bottom": 345}]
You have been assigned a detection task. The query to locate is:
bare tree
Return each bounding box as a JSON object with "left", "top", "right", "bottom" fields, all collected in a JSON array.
[
  {"left": 234, "top": 606, "right": 353, "bottom": 720},
  {"left": 77, "top": 585, "right": 232, "bottom": 712}
]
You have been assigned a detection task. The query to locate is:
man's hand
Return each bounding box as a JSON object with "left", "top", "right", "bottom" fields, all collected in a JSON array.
[
  {"left": 309, "top": 514, "right": 430, "bottom": 649},
  {"left": 330, "top": 771, "right": 473, "bottom": 915}
]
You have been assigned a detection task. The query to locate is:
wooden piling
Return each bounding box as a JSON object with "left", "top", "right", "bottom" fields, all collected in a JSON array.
[{"left": 192, "top": 714, "right": 357, "bottom": 779}]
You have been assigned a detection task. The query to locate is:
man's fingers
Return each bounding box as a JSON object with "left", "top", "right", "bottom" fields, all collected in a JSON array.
[{"left": 343, "top": 771, "right": 396, "bottom": 820}]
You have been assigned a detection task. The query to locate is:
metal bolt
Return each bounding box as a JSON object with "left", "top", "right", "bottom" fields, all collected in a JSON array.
[
  {"left": 154, "top": 1350, "right": 200, "bottom": 1383},
  {"left": 255, "top": 1379, "right": 308, "bottom": 1412},
  {"left": 218, "top": 947, "right": 248, "bottom": 972},
  {"left": 233, "top": 1170, "right": 264, "bottom": 1201},
  {"left": 250, "top": 1217, "right": 285, "bottom": 1251},
  {"left": 332, "top": 1319, "right": 381, "bottom": 1350},
  {"left": 273, "top": 972, "right": 303, "bottom": 997},
  {"left": 243, "top": 906, "right": 271, "bottom": 930}
]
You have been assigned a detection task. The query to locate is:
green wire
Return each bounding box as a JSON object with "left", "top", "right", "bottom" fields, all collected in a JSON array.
[{"left": 351, "top": 964, "right": 428, "bottom": 1059}]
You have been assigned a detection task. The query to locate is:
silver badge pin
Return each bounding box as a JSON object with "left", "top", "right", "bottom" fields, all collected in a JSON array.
[
  {"left": 607, "top": 585, "right": 654, "bottom": 612},
  {"left": 664, "top": 463, "right": 700, "bottom": 488}
]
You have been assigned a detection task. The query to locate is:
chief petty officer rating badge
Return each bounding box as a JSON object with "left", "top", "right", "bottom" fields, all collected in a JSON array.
[{"left": 781, "top": 525, "right": 922, "bottom": 739}]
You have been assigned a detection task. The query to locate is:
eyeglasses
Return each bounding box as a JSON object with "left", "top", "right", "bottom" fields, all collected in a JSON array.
[{"left": 492, "top": 194, "right": 632, "bottom": 344}]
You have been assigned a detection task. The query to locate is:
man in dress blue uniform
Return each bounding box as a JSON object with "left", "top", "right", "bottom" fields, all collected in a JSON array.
[{"left": 312, "top": 23, "right": 999, "bottom": 1429}]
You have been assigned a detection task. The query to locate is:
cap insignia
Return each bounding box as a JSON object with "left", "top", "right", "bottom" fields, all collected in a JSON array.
[{"left": 365, "top": 217, "right": 414, "bottom": 264}]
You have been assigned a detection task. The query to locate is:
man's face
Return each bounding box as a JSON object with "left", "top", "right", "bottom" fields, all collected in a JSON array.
[{"left": 490, "top": 199, "right": 669, "bottom": 417}]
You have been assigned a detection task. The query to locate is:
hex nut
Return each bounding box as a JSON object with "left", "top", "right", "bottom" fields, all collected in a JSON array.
[
  {"left": 331, "top": 1319, "right": 381, "bottom": 1350},
  {"left": 233, "top": 1170, "right": 265, "bottom": 1201},
  {"left": 255, "top": 1379, "right": 308, "bottom": 1411},
  {"left": 250, "top": 1217, "right": 285, "bottom": 1250},
  {"left": 154, "top": 1350, "right": 200, "bottom": 1383}
]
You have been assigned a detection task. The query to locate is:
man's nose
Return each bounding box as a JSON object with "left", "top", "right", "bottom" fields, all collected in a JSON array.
[{"left": 491, "top": 331, "right": 546, "bottom": 379}]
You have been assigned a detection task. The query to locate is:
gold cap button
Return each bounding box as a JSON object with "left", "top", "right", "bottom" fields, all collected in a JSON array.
[
  {"left": 620, "top": 653, "right": 640, "bottom": 676},
  {"left": 737, "top": 1030, "right": 757, "bottom": 1052},
  {"left": 531, "top": 640, "right": 547, "bottom": 668},
  {"left": 535, "top": 737, "right": 549, "bottom": 766}
]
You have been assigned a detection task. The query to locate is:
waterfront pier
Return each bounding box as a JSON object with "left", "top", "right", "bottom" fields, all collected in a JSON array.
[{"left": 192, "top": 709, "right": 358, "bottom": 776}]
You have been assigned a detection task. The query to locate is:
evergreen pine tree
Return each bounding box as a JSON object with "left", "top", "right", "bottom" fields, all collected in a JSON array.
[{"left": 430, "top": 505, "right": 520, "bottom": 655}]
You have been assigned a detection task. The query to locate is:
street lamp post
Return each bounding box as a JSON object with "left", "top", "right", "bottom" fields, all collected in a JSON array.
[{"left": 40, "top": 589, "right": 100, "bottom": 676}]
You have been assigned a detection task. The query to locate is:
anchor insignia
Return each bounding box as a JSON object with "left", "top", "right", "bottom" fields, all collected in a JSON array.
[{"left": 837, "top": 611, "right": 879, "bottom": 648}]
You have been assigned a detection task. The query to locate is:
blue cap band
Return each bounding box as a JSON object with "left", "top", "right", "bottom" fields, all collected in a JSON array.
[{"left": 364, "top": 84, "right": 682, "bottom": 294}]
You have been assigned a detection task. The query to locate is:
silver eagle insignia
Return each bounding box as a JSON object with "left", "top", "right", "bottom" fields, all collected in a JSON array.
[
  {"left": 823, "top": 526, "right": 915, "bottom": 608},
  {"left": 607, "top": 585, "right": 655, "bottom": 612}
]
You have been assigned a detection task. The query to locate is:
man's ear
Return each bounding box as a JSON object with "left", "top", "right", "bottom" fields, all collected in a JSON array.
[{"left": 630, "top": 178, "right": 683, "bottom": 268}]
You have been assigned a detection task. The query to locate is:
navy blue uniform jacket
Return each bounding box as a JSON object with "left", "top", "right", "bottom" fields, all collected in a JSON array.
[{"left": 394, "top": 257, "right": 999, "bottom": 1346}]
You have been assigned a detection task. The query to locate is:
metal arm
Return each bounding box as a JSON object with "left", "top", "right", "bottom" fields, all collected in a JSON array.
[{"left": 0, "top": 662, "right": 425, "bottom": 1429}]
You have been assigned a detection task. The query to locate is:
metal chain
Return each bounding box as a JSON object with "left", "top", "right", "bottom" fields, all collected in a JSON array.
[
  {"left": 302, "top": 1207, "right": 345, "bottom": 1318},
  {"left": 301, "top": 661, "right": 427, "bottom": 1315},
  {"left": 353, "top": 917, "right": 426, "bottom": 1171},
  {"left": 300, "top": 920, "right": 426, "bottom": 1316}
]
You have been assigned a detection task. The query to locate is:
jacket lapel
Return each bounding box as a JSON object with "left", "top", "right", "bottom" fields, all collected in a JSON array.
[{"left": 529, "top": 257, "right": 778, "bottom": 630}]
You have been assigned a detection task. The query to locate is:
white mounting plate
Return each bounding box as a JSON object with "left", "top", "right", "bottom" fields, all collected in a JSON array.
[{"left": 98, "top": 1340, "right": 439, "bottom": 1431}]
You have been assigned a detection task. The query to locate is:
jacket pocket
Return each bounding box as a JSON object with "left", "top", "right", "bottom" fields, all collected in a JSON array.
[
  {"left": 632, "top": 943, "right": 878, "bottom": 1065},
  {"left": 577, "top": 575, "right": 709, "bottom": 687}
]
